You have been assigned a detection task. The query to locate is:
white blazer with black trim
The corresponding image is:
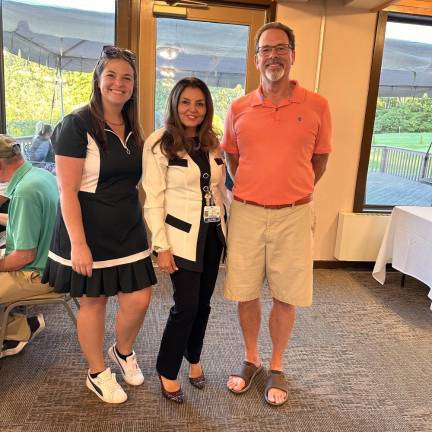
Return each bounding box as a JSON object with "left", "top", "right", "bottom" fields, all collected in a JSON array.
[{"left": 142, "top": 128, "right": 228, "bottom": 267}]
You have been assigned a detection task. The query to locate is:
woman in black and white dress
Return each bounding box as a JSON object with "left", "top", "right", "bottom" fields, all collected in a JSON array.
[
  {"left": 143, "top": 77, "right": 227, "bottom": 403},
  {"left": 42, "top": 47, "right": 156, "bottom": 404}
]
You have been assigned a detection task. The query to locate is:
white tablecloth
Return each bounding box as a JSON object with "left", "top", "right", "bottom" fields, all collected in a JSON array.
[{"left": 372, "top": 206, "right": 432, "bottom": 310}]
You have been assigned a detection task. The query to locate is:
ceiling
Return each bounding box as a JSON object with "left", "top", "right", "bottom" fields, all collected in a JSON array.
[
  {"left": 279, "top": 0, "right": 399, "bottom": 11},
  {"left": 343, "top": 0, "right": 397, "bottom": 10}
]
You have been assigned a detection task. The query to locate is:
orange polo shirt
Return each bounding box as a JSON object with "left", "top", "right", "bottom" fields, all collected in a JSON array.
[{"left": 221, "top": 81, "right": 332, "bottom": 205}]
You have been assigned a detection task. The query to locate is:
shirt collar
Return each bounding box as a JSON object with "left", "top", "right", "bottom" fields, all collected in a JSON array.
[
  {"left": 251, "top": 80, "right": 306, "bottom": 107},
  {"left": 5, "top": 161, "right": 33, "bottom": 197}
]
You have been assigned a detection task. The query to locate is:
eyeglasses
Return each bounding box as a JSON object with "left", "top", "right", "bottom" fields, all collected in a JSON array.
[
  {"left": 256, "top": 44, "right": 293, "bottom": 57},
  {"left": 101, "top": 45, "right": 136, "bottom": 63}
]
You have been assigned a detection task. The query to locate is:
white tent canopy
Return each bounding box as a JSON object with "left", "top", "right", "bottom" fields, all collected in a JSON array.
[
  {"left": 379, "top": 38, "right": 432, "bottom": 98},
  {"left": 2, "top": 0, "right": 115, "bottom": 72}
]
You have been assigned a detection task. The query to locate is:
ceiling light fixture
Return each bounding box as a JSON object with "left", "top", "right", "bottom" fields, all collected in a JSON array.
[
  {"left": 157, "top": 46, "right": 180, "bottom": 60},
  {"left": 160, "top": 66, "right": 177, "bottom": 78}
]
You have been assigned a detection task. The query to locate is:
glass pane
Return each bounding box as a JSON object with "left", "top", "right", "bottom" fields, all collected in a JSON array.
[
  {"left": 2, "top": 0, "right": 115, "bottom": 171},
  {"left": 154, "top": 18, "right": 249, "bottom": 133},
  {"left": 365, "top": 19, "right": 432, "bottom": 206}
]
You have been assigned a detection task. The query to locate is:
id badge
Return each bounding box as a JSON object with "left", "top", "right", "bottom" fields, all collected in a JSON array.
[{"left": 203, "top": 205, "right": 221, "bottom": 223}]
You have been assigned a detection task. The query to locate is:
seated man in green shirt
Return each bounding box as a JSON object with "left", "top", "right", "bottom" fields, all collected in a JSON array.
[{"left": 0, "top": 135, "right": 59, "bottom": 358}]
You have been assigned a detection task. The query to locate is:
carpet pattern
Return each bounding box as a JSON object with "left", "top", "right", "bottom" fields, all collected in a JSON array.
[{"left": 1, "top": 269, "right": 431, "bottom": 432}]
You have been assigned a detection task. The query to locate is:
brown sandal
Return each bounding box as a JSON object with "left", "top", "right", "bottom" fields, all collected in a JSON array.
[
  {"left": 228, "top": 361, "right": 263, "bottom": 394},
  {"left": 264, "top": 370, "right": 288, "bottom": 406}
]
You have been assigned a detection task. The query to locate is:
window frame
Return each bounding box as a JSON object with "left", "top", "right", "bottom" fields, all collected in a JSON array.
[{"left": 354, "top": 11, "right": 432, "bottom": 213}]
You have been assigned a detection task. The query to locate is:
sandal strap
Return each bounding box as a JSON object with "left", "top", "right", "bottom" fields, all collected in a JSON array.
[
  {"left": 265, "top": 370, "right": 288, "bottom": 394},
  {"left": 230, "top": 361, "right": 262, "bottom": 385}
]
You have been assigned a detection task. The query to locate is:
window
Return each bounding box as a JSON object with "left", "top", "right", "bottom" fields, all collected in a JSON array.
[
  {"left": 154, "top": 18, "right": 249, "bottom": 132},
  {"left": 355, "top": 13, "right": 432, "bottom": 211},
  {"left": 1, "top": 0, "right": 116, "bottom": 171},
  {"left": 139, "top": 0, "right": 274, "bottom": 136}
]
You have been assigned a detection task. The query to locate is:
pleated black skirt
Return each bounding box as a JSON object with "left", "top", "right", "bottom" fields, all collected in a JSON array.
[{"left": 41, "top": 256, "right": 157, "bottom": 297}]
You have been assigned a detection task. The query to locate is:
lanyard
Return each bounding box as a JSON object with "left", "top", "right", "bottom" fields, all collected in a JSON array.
[{"left": 202, "top": 151, "right": 215, "bottom": 206}]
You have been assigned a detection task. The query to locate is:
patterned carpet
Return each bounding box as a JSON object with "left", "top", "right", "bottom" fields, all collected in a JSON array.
[{"left": 1, "top": 268, "right": 431, "bottom": 432}]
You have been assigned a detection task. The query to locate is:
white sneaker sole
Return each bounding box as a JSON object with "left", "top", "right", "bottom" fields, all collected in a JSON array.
[
  {"left": 86, "top": 377, "right": 128, "bottom": 404},
  {"left": 0, "top": 341, "right": 28, "bottom": 358},
  {"left": 108, "top": 346, "right": 144, "bottom": 386},
  {"left": 30, "top": 314, "right": 46, "bottom": 341}
]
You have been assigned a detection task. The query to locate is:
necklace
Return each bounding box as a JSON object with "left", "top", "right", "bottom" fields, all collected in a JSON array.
[{"left": 105, "top": 119, "right": 124, "bottom": 126}]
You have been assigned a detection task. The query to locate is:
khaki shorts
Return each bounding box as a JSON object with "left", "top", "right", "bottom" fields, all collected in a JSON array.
[
  {"left": 224, "top": 200, "right": 314, "bottom": 306},
  {"left": 0, "top": 270, "right": 52, "bottom": 341},
  {"left": 0, "top": 270, "right": 52, "bottom": 304}
]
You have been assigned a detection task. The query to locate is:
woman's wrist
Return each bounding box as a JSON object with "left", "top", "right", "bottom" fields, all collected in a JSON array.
[{"left": 71, "top": 239, "right": 87, "bottom": 247}]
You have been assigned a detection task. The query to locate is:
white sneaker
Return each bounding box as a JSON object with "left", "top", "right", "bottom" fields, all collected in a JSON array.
[
  {"left": 0, "top": 340, "right": 28, "bottom": 358},
  {"left": 28, "top": 313, "right": 46, "bottom": 340},
  {"left": 108, "top": 344, "right": 144, "bottom": 386},
  {"left": 86, "top": 368, "right": 128, "bottom": 404}
]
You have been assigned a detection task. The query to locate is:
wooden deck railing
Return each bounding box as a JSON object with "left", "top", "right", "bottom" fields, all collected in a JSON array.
[{"left": 369, "top": 145, "right": 432, "bottom": 182}]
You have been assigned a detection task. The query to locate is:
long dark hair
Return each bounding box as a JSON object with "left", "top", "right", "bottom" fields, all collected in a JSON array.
[
  {"left": 154, "top": 77, "right": 218, "bottom": 159},
  {"left": 77, "top": 46, "right": 144, "bottom": 150}
]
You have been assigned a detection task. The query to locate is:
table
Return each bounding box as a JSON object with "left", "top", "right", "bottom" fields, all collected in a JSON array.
[{"left": 372, "top": 206, "right": 432, "bottom": 310}]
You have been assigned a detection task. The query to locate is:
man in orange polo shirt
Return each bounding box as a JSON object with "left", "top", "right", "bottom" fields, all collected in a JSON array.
[{"left": 221, "top": 22, "right": 332, "bottom": 406}]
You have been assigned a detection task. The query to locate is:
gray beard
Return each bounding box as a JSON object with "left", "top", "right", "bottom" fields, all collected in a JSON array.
[{"left": 264, "top": 66, "right": 285, "bottom": 82}]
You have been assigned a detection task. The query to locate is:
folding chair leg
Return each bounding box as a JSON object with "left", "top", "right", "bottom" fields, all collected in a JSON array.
[
  {"left": 0, "top": 306, "right": 8, "bottom": 353},
  {"left": 0, "top": 303, "right": 21, "bottom": 355},
  {"left": 61, "top": 301, "right": 77, "bottom": 327},
  {"left": 1, "top": 294, "right": 79, "bottom": 357}
]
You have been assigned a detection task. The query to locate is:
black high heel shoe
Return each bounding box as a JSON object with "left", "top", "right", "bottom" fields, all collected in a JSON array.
[{"left": 158, "top": 374, "right": 184, "bottom": 404}]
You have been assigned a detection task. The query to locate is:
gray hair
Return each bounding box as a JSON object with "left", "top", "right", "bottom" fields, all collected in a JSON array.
[
  {"left": 0, "top": 134, "right": 22, "bottom": 162},
  {"left": 254, "top": 22, "right": 296, "bottom": 53}
]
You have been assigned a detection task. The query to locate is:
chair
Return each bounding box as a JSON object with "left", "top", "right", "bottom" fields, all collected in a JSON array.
[{"left": 0, "top": 292, "right": 80, "bottom": 352}]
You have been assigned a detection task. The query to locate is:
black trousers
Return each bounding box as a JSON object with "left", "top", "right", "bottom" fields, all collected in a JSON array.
[{"left": 156, "top": 223, "right": 223, "bottom": 380}]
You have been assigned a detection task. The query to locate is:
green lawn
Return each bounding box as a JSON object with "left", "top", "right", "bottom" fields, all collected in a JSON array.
[{"left": 372, "top": 133, "right": 432, "bottom": 152}]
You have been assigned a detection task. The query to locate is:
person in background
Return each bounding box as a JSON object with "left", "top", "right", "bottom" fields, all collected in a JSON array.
[
  {"left": 222, "top": 22, "right": 332, "bottom": 406},
  {"left": 28, "top": 122, "right": 54, "bottom": 163},
  {"left": 42, "top": 46, "right": 157, "bottom": 404},
  {"left": 143, "top": 77, "right": 227, "bottom": 403},
  {"left": 0, "top": 134, "right": 58, "bottom": 358}
]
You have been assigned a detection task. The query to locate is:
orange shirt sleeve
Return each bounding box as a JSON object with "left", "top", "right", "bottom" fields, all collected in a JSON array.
[
  {"left": 220, "top": 104, "right": 239, "bottom": 154},
  {"left": 314, "top": 100, "right": 332, "bottom": 154}
]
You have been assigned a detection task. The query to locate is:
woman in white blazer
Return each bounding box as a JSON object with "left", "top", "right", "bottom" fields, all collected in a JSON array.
[{"left": 142, "top": 77, "right": 227, "bottom": 403}]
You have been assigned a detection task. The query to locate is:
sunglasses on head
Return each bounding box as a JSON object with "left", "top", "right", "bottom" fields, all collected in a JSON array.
[{"left": 101, "top": 45, "right": 136, "bottom": 62}]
